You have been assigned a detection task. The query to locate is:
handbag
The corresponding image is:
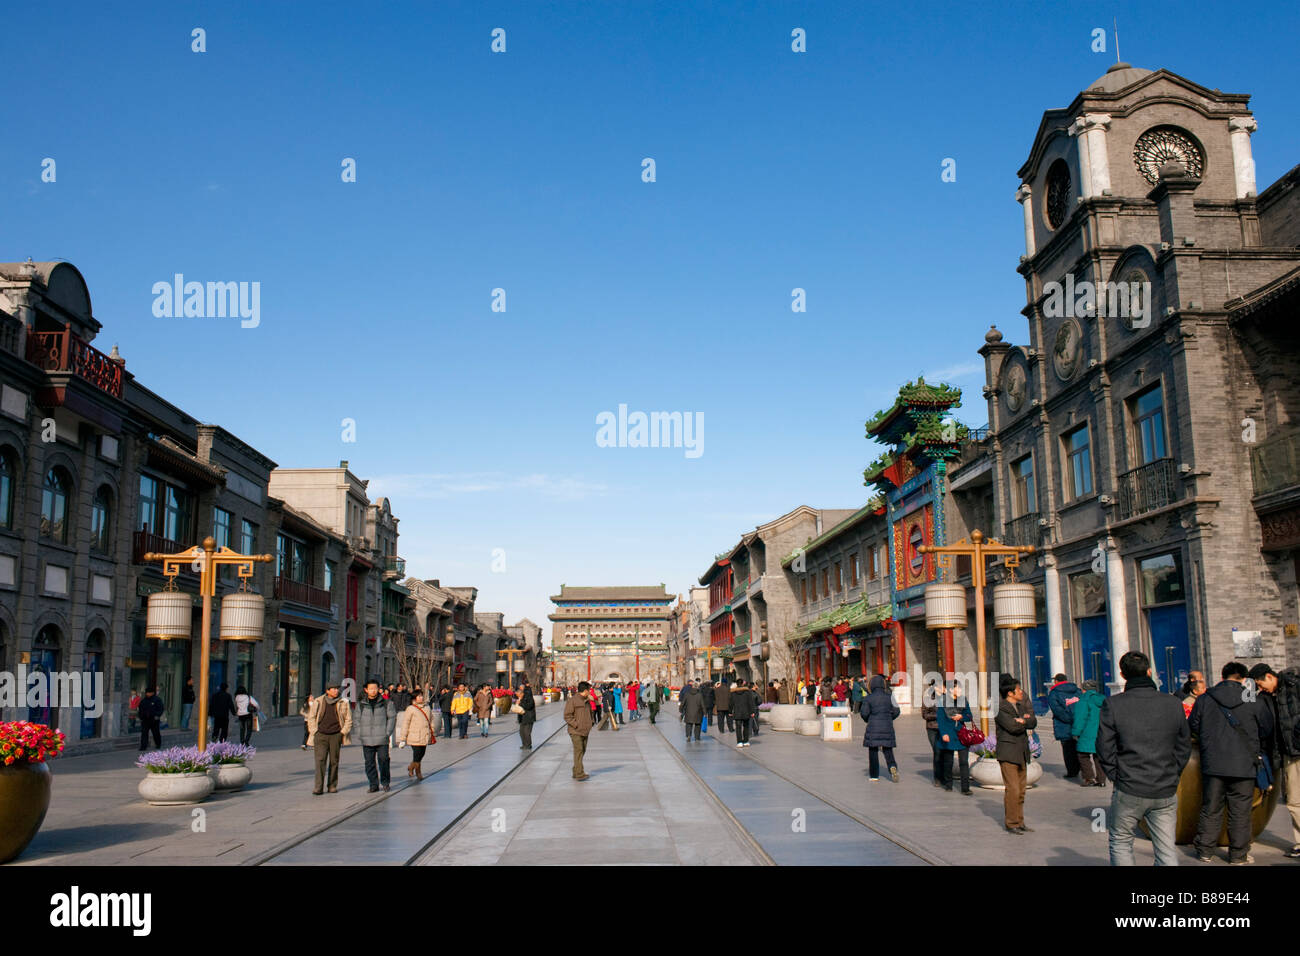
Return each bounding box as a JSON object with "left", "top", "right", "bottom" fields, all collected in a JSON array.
[
  {"left": 510, "top": 703, "right": 525, "bottom": 715},
  {"left": 957, "top": 724, "right": 985, "bottom": 748}
]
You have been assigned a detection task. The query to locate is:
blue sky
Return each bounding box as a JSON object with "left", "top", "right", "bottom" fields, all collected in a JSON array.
[{"left": 7, "top": 0, "right": 1298, "bottom": 636}]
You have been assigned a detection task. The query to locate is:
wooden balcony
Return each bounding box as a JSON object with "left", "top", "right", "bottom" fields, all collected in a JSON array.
[
  {"left": 26, "top": 328, "right": 123, "bottom": 399},
  {"left": 274, "top": 575, "right": 331, "bottom": 610},
  {"left": 1117, "top": 458, "right": 1179, "bottom": 521},
  {"left": 1251, "top": 431, "right": 1300, "bottom": 499},
  {"left": 133, "top": 529, "right": 184, "bottom": 564}
]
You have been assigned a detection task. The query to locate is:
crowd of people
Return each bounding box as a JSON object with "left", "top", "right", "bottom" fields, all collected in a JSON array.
[{"left": 300, "top": 677, "right": 540, "bottom": 793}]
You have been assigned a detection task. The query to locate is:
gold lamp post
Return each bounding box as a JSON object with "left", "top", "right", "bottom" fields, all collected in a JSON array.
[
  {"left": 496, "top": 646, "right": 527, "bottom": 690},
  {"left": 918, "top": 529, "right": 1034, "bottom": 733},
  {"left": 143, "top": 536, "right": 274, "bottom": 752}
]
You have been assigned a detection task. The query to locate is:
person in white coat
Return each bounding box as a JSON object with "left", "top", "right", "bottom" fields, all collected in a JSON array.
[{"left": 233, "top": 685, "right": 260, "bottom": 745}]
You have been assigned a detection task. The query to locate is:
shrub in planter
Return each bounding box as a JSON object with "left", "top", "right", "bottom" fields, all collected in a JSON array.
[
  {"left": 0, "top": 721, "right": 66, "bottom": 863},
  {"left": 136, "top": 746, "right": 215, "bottom": 805},
  {"left": 206, "top": 742, "right": 256, "bottom": 792}
]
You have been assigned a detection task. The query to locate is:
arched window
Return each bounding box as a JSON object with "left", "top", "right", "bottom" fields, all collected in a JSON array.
[
  {"left": 91, "top": 485, "right": 113, "bottom": 552},
  {"left": 41, "top": 467, "right": 72, "bottom": 542},
  {"left": 0, "top": 447, "right": 16, "bottom": 530}
]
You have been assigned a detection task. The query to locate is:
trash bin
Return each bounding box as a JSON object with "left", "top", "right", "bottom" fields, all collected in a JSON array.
[{"left": 821, "top": 705, "right": 852, "bottom": 741}]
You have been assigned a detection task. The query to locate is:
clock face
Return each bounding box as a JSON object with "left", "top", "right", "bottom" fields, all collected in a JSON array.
[
  {"left": 1053, "top": 320, "right": 1082, "bottom": 381},
  {"left": 1004, "top": 363, "right": 1027, "bottom": 412},
  {"left": 1133, "top": 127, "right": 1204, "bottom": 185},
  {"left": 1045, "top": 160, "right": 1071, "bottom": 230}
]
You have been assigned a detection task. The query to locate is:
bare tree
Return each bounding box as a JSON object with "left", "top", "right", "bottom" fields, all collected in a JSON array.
[
  {"left": 766, "top": 607, "right": 814, "bottom": 690},
  {"left": 392, "top": 624, "right": 443, "bottom": 696}
]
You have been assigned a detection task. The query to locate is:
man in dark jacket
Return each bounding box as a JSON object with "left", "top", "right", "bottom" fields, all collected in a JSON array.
[
  {"left": 701, "top": 681, "right": 716, "bottom": 731},
  {"left": 209, "top": 683, "right": 235, "bottom": 743},
  {"left": 1097, "top": 651, "right": 1190, "bottom": 865},
  {"left": 731, "top": 680, "right": 757, "bottom": 747},
  {"left": 517, "top": 680, "right": 537, "bottom": 750},
  {"left": 1046, "top": 673, "right": 1082, "bottom": 779},
  {"left": 438, "top": 685, "right": 454, "bottom": 740},
  {"left": 714, "top": 679, "right": 732, "bottom": 733},
  {"left": 357, "top": 678, "right": 397, "bottom": 793},
  {"left": 181, "top": 677, "right": 196, "bottom": 731},
  {"left": 563, "top": 681, "right": 593, "bottom": 780},
  {"left": 1249, "top": 664, "right": 1300, "bottom": 858},
  {"left": 680, "top": 680, "right": 705, "bottom": 741},
  {"left": 1190, "top": 661, "right": 1273, "bottom": 864},
  {"left": 995, "top": 676, "right": 1037, "bottom": 833},
  {"left": 137, "top": 686, "right": 165, "bottom": 751}
]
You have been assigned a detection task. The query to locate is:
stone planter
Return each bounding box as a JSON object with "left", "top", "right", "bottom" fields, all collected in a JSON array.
[
  {"left": 0, "top": 762, "right": 52, "bottom": 863},
  {"left": 1151, "top": 748, "right": 1281, "bottom": 846},
  {"left": 969, "top": 756, "right": 1044, "bottom": 790},
  {"left": 758, "top": 710, "right": 773, "bottom": 725},
  {"left": 770, "top": 703, "right": 816, "bottom": 732},
  {"left": 794, "top": 718, "right": 822, "bottom": 736},
  {"left": 208, "top": 762, "right": 253, "bottom": 792},
  {"left": 138, "top": 771, "right": 215, "bottom": 806}
]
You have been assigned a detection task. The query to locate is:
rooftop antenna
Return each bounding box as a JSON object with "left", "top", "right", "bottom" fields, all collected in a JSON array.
[{"left": 1114, "top": 17, "right": 1121, "bottom": 64}]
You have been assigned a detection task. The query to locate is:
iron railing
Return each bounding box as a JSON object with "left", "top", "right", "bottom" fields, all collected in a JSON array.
[
  {"left": 26, "top": 328, "right": 124, "bottom": 399},
  {"left": 1250, "top": 431, "right": 1300, "bottom": 498},
  {"left": 133, "top": 530, "right": 183, "bottom": 564},
  {"left": 1117, "top": 458, "right": 1179, "bottom": 520},
  {"left": 1003, "top": 512, "right": 1040, "bottom": 548}
]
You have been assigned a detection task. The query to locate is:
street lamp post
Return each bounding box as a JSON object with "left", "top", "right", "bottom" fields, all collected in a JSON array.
[
  {"left": 918, "top": 529, "right": 1034, "bottom": 734},
  {"left": 496, "top": 646, "right": 526, "bottom": 689},
  {"left": 143, "top": 537, "right": 274, "bottom": 752}
]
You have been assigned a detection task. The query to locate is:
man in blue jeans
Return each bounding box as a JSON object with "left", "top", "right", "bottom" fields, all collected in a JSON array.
[{"left": 1097, "top": 650, "right": 1191, "bottom": 865}]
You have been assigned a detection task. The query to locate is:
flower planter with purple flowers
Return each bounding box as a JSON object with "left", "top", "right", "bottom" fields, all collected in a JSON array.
[
  {"left": 136, "top": 746, "right": 215, "bottom": 805},
  {"left": 969, "top": 732, "right": 1044, "bottom": 790},
  {"left": 206, "top": 742, "right": 255, "bottom": 792}
]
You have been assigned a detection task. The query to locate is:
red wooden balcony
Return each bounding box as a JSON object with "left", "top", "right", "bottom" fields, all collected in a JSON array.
[
  {"left": 27, "top": 328, "right": 124, "bottom": 399},
  {"left": 274, "top": 575, "right": 332, "bottom": 610},
  {"left": 133, "top": 530, "right": 184, "bottom": 564}
]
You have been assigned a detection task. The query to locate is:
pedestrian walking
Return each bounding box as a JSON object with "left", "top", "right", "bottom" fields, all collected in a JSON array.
[
  {"left": 732, "top": 679, "right": 757, "bottom": 747},
  {"left": 516, "top": 680, "right": 536, "bottom": 749},
  {"left": 646, "top": 678, "right": 660, "bottom": 724},
  {"left": 921, "top": 677, "right": 943, "bottom": 788},
  {"left": 357, "top": 678, "right": 397, "bottom": 793},
  {"left": 299, "top": 694, "right": 314, "bottom": 749},
  {"left": 474, "top": 685, "right": 493, "bottom": 737},
  {"left": 627, "top": 680, "right": 640, "bottom": 722},
  {"left": 392, "top": 683, "right": 413, "bottom": 748},
  {"left": 715, "top": 678, "right": 733, "bottom": 734},
  {"left": 1096, "top": 651, "right": 1191, "bottom": 866},
  {"left": 306, "top": 683, "right": 352, "bottom": 794},
  {"left": 233, "top": 685, "right": 260, "bottom": 746},
  {"left": 565, "top": 681, "right": 594, "bottom": 780},
  {"left": 397, "top": 689, "right": 436, "bottom": 780},
  {"left": 181, "top": 677, "right": 196, "bottom": 731},
  {"left": 209, "top": 682, "right": 235, "bottom": 743},
  {"left": 681, "top": 680, "right": 705, "bottom": 742},
  {"left": 137, "top": 686, "right": 164, "bottom": 752},
  {"left": 859, "top": 674, "right": 901, "bottom": 781},
  {"left": 613, "top": 683, "right": 626, "bottom": 724},
  {"left": 701, "top": 681, "right": 715, "bottom": 730},
  {"left": 1072, "top": 681, "right": 1107, "bottom": 787},
  {"left": 995, "top": 676, "right": 1038, "bottom": 833},
  {"left": 1247, "top": 663, "right": 1300, "bottom": 858},
  {"left": 450, "top": 683, "right": 474, "bottom": 739},
  {"left": 936, "top": 680, "right": 974, "bottom": 794},
  {"left": 438, "top": 685, "right": 454, "bottom": 739},
  {"left": 1046, "top": 673, "right": 1082, "bottom": 779},
  {"left": 1191, "top": 661, "right": 1274, "bottom": 864}
]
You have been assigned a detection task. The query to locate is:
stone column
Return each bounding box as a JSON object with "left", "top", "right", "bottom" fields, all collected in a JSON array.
[
  {"left": 1070, "top": 113, "right": 1112, "bottom": 198},
  {"left": 1229, "top": 116, "right": 1258, "bottom": 199},
  {"left": 1043, "top": 554, "right": 1065, "bottom": 676},
  {"left": 1015, "top": 184, "right": 1035, "bottom": 258},
  {"left": 1104, "top": 536, "right": 1130, "bottom": 694}
]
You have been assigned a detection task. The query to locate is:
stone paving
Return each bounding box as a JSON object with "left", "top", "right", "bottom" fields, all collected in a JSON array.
[
  {"left": 685, "top": 705, "right": 1298, "bottom": 867},
  {"left": 415, "top": 711, "right": 767, "bottom": 866},
  {"left": 11, "top": 704, "right": 560, "bottom": 866}
]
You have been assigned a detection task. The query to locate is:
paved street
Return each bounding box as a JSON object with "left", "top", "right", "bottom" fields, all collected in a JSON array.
[{"left": 9, "top": 700, "right": 1297, "bottom": 867}]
